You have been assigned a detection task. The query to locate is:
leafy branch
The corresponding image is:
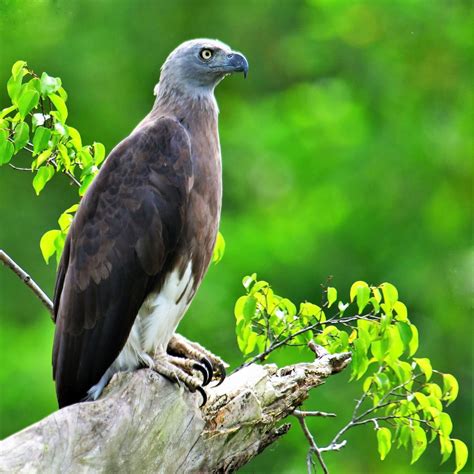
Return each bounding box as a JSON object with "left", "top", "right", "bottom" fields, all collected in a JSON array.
[{"left": 233, "top": 275, "right": 468, "bottom": 473}]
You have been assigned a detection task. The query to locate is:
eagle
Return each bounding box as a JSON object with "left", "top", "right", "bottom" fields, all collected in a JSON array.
[{"left": 52, "top": 39, "right": 248, "bottom": 408}]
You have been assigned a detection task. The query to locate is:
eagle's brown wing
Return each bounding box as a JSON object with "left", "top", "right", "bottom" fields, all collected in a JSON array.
[{"left": 53, "top": 117, "right": 192, "bottom": 408}]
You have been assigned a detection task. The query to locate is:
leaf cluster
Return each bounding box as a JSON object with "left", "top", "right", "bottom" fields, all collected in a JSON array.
[
  {"left": 235, "top": 276, "right": 468, "bottom": 472},
  {"left": 0, "top": 61, "right": 106, "bottom": 263}
]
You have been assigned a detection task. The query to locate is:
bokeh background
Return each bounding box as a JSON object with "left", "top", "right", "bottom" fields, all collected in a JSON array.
[{"left": 0, "top": 0, "right": 472, "bottom": 472}]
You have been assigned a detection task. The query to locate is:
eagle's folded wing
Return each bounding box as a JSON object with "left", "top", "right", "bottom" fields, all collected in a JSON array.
[{"left": 53, "top": 117, "right": 192, "bottom": 408}]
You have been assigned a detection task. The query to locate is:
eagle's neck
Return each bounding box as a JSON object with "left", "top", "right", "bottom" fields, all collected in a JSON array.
[{"left": 152, "top": 81, "right": 219, "bottom": 120}]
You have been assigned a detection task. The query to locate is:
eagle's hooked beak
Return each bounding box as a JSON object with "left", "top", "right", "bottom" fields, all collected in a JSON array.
[{"left": 226, "top": 52, "right": 249, "bottom": 78}]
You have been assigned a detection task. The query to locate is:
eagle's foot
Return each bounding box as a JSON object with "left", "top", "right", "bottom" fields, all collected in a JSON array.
[
  {"left": 167, "top": 333, "right": 229, "bottom": 387},
  {"left": 152, "top": 352, "right": 208, "bottom": 406}
]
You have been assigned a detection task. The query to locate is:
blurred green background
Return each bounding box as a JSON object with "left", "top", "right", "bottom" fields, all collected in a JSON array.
[{"left": 0, "top": 0, "right": 472, "bottom": 472}]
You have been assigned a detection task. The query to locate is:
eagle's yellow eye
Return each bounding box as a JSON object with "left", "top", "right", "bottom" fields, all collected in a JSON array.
[{"left": 200, "top": 49, "right": 213, "bottom": 61}]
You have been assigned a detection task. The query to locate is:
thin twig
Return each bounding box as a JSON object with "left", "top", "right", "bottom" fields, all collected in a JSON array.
[
  {"left": 295, "top": 413, "right": 329, "bottom": 474},
  {"left": 0, "top": 249, "right": 54, "bottom": 319},
  {"left": 294, "top": 410, "right": 337, "bottom": 418},
  {"left": 9, "top": 164, "right": 32, "bottom": 171}
]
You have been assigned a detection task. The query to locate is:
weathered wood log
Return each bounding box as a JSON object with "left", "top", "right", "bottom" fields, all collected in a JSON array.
[{"left": 0, "top": 351, "right": 351, "bottom": 473}]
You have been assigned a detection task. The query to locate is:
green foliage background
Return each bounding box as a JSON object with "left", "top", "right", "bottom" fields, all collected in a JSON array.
[{"left": 0, "top": 0, "right": 471, "bottom": 472}]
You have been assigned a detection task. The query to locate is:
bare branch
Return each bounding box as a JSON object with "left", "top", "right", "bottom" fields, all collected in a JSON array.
[
  {"left": 8, "top": 164, "right": 32, "bottom": 171},
  {"left": 294, "top": 410, "right": 337, "bottom": 418},
  {"left": 295, "top": 412, "right": 329, "bottom": 474},
  {"left": 0, "top": 249, "right": 54, "bottom": 318}
]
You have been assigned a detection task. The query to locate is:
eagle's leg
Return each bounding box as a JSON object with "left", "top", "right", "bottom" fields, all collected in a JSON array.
[
  {"left": 167, "top": 333, "right": 229, "bottom": 386},
  {"left": 151, "top": 351, "right": 209, "bottom": 405}
]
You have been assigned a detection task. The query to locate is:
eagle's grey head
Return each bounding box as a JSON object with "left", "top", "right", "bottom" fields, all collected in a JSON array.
[{"left": 156, "top": 39, "right": 248, "bottom": 97}]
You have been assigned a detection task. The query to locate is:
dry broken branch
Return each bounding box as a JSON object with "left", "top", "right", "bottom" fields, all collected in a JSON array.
[{"left": 0, "top": 350, "right": 351, "bottom": 473}]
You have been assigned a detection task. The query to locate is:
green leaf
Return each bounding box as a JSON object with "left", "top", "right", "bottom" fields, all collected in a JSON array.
[
  {"left": 0, "top": 137, "right": 14, "bottom": 165},
  {"left": 452, "top": 439, "right": 468, "bottom": 474},
  {"left": 34, "top": 149, "right": 52, "bottom": 169},
  {"left": 53, "top": 230, "right": 66, "bottom": 263},
  {"left": 33, "top": 126, "right": 52, "bottom": 154},
  {"left": 212, "top": 231, "right": 225, "bottom": 264},
  {"left": 93, "top": 142, "right": 106, "bottom": 165},
  {"left": 356, "top": 285, "right": 370, "bottom": 313},
  {"left": 377, "top": 427, "right": 392, "bottom": 461},
  {"left": 388, "top": 359, "right": 412, "bottom": 383},
  {"left": 67, "top": 126, "right": 82, "bottom": 150},
  {"left": 439, "top": 435, "right": 453, "bottom": 464},
  {"left": 442, "top": 373, "right": 459, "bottom": 405},
  {"left": 371, "top": 335, "right": 389, "bottom": 362},
  {"left": 439, "top": 412, "right": 453, "bottom": 438},
  {"left": 18, "top": 89, "right": 39, "bottom": 119},
  {"left": 58, "top": 211, "right": 73, "bottom": 232},
  {"left": 12, "top": 60, "right": 27, "bottom": 79},
  {"left": 13, "top": 122, "right": 29, "bottom": 151},
  {"left": 424, "top": 382, "right": 442, "bottom": 399},
  {"left": 408, "top": 323, "right": 419, "bottom": 356},
  {"left": 1, "top": 104, "right": 17, "bottom": 118},
  {"left": 373, "top": 372, "right": 391, "bottom": 394},
  {"left": 242, "top": 273, "right": 257, "bottom": 290},
  {"left": 351, "top": 337, "right": 369, "bottom": 380},
  {"left": 350, "top": 280, "right": 368, "bottom": 302},
  {"left": 371, "top": 286, "right": 382, "bottom": 303},
  {"left": 57, "top": 143, "right": 71, "bottom": 169},
  {"left": 362, "top": 376, "right": 373, "bottom": 393},
  {"left": 381, "top": 282, "right": 398, "bottom": 308},
  {"left": 243, "top": 295, "right": 257, "bottom": 322},
  {"left": 40, "top": 229, "right": 61, "bottom": 264},
  {"left": 249, "top": 280, "right": 270, "bottom": 296},
  {"left": 79, "top": 173, "right": 95, "bottom": 196},
  {"left": 58, "top": 86, "right": 68, "bottom": 101},
  {"left": 32, "top": 165, "right": 55, "bottom": 195},
  {"left": 49, "top": 93, "right": 68, "bottom": 122},
  {"left": 327, "top": 287, "right": 337, "bottom": 307},
  {"left": 396, "top": 321, "right": 412, "bottom": 353},
  {"left": 7, "top": 71, "right": 26, "bottom": 102},
  {"left": 410, "top": 426, "right": 427, "bottom": 464},
  {"left": 63, "top": 203, "right": 79, "bottom": 214},
  {"left": 414, "top": 392, "right": 431, "bottom": 411},
  {"left": 39, "top": 72, "right": 62, "bottom": 96},
  {"left": 386, "top": 325, "right": 404, "bottom": 361},
  {"left": 414, "top": 357, "right": 432, "bottom": 381},
  {"left": 393, "top": 301, "right": 408, "bottom": 321},
  {"left": 398, "top": 425, "right": 411, "bottom": 448},
  {"left": 234, "top": 296, "right": 247, "bottom": 324}
]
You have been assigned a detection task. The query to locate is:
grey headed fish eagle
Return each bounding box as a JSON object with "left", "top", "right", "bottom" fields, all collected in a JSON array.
[{"left": 52, "top": 39, "right": 248, "bottom": 408}]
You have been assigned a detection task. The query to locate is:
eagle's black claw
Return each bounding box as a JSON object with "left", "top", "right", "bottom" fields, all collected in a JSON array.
[
  {"left": 200, "top": 357, "right": 214, "bottom": 386},
  {"left": 196, "top": 386, "right": 207, "bottom": 407},
  {"left": 214, "top": 362, "right": 227, "bottom": 387},
  {"left": 192, "top": 362, "right": 210, "bottom": 386}
]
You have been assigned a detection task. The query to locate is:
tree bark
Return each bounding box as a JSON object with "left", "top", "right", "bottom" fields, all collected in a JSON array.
[{"left": 0, "top": 351, "right": 350, "bottom": 473}]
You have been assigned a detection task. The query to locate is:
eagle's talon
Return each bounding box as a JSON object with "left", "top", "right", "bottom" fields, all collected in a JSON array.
[
  {"left": 196, "top": 386, "right": 208, "bottom": 407},
  {"left": 167, "top": 333, "right": 228, "bottom": 386},
  {"left": 214, "top": 362, "right": 226, "bottom": 386},
  {"left": 192, "top": 362, "right": 211, "bottom": 386},
  {"left": 199, "top": 357, "right": 213, "bottom": 386}
]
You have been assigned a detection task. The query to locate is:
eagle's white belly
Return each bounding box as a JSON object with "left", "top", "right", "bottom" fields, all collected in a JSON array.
[
  {"left": 138, "top": 261, "right": 194, "bottom": 353},
  {"left": 87, "top": 262, "right": 194, "bottom": 400}
]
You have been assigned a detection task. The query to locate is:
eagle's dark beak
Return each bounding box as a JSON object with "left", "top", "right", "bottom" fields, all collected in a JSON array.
[{"left": 226, "top": 52, "right": 249, "bottom": 78}]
